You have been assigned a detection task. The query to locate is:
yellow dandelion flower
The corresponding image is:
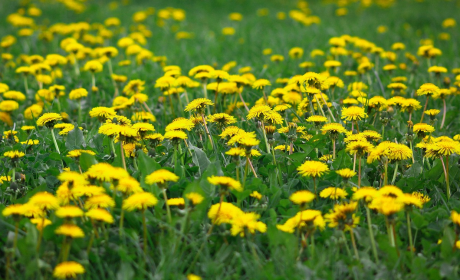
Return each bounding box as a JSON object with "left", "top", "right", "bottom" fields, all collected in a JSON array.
[
  {"left": 185, "top": 192, "right": 204, "bottom": 205},
  {"left": 297, "top": 160, "right": 329, "bottom": 178},
  {"left": 55, "top": 224, "right": 85, "bottom": 238},
  {"left": 320, "top": 187, "right": 348, "bottom": 199},
  {"left": 145, "top": 169, "right": 179, "bottom": 185},
  {"left": 85, "top": 208, "right": 114, "bottom": 223},
  {"left": 123, "top": 192, "right": 158, "bottom": 211},
  {"left": 207, "top": 176, "right": 243, "bottom": 192},
  {"left": 207, "top": 202, "right": 243, "bottom": 225},
  {"left": 53, "top": 261, "right": 85, "bottom": 279},
  {"left": 341, "top": 106, "right": 368, "bottom": 121}
]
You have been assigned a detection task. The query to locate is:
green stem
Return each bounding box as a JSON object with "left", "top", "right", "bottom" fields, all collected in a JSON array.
[
  {"left": 173, "top": 146, "right": 178, "bottom": 168},
  {"left": 388, "top": 220, "right": 396, "bottom": 247},
  {"left": 350, "top": 228, "right": 359, "bottom": 260},
  {"left": 142, "top": 209, "right": 148, "bottom": 261},
  {"left": 243, "top": 158, "right": 249, "bottom": 188},
  {"left": 261, "top": 122, "right": 270, "bottom": 153},
  {"left": 201, "top": 113, "right": 214, "bottom": 149},
  {"left": 310, "top": 233, "right": 315, "bottom": 257},
  {"left": 13, "top": 221, "right": 18, "bottom": 255},
  {"left": 382, "top": 124, "right": 385, "bottom": 141},
  {"left": 110, "top": 138, "right": 117, "bottom": 158},
  {"left": 441, "top": 98, "right": 447, "bottom": 129},
  {"left": 202, "top": 81, "right": 211, "bottom": 115},
  {"left": 313, "top": 177, "right": 317, "bottom": 195},
  {"left": 314, "top": 95, "right": 326, "bottom": 118},
  {"left": 441, "top": 156, "right": 450, "bottom": 200},
  {"left": 74, "top": 56, "right": 80, "bottom": 76},
  {"left": 50, "top": 129, "right": 60, "bottom": 154},
  {"left": 87, "top": 230, "right": 95, "bottom": 255},
  {"left": 406, "top": 211, "right": 414, "bottom": 255},
  {"left": 383, "top": 159, "right": 388, "bottom": 185},
  {"left": 410, "top": 141, "right": 415, "bottom": 163},
  {"left": 358, "top": 156, "right": 362, "bottom": 188},
  {"left": 366, "top": 207, "right": 379, "bottom": 262},
  {"left": 271, "top": 146, "right": 283, "bottom": 185},
  {"left": 78, "top": 99, "right": 82, "bottom": 124},
  {"left": 162, "top": 188, "right": 172, "bottom": 223},
  {"left": 11, "top": 168, "right": 15, "bottom": 183},
  {"left": 247, "top": 157, "right": 258, "bottom": 178},
  {"left": 446, "top": 156, "right": 450, "bottom": 200},
  {"left": 332, "top": 138, "right": 336, "bottom": 159},
  {"left": 420, "top": 96, "right": 429, "bottom": 123},
  {"left": 62, "top": 238, "right": 71, "bottom": 262},
  {"left": 92, "top": 74, "right": 96, "bottom": 89},
  {"left": 119, "top": 206, "right": 125, "bottom": 237},
  {"left": 178, "top": 144, "right": 185, "bottom": 166},
  {"left": 120, "top": 142, "right": 127, "bottom": 170},
  {"left": 308, "top": 97, "right": 315, "bottom": 115},
  {"left": 391, "top": 162, "right": 399, "bottom": 185},
  {"left": 178, "top": 94, "right": 184, "bottom": 117},
  {"left": 36, "top": 217, "right": 45, "bottom": 252},
  {"left": 23, "top": 76, "right": 29, "bottom": 94},
  {"left": 341, "top": 231, "right": 352, "bottom": 257},
  {"left": 249, "top": 236, "right": 262, "bottom": 266}
]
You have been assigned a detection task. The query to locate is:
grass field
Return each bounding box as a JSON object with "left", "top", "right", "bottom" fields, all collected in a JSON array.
[{"left": 1, "top": 0, "right": 460, "bottom": 279}]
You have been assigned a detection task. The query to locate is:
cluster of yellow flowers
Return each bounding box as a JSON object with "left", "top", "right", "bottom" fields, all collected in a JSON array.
[{"left": 1, "top": 0, "right": 460, "bottom": 278}]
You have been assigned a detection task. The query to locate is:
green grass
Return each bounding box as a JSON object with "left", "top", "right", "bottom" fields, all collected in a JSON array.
[{"left": 1, "top": 0, "right": 460, "bottom": 279}]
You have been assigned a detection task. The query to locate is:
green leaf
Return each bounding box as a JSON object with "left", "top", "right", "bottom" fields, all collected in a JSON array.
[
  {"left": 332, "top": 150, "right": 352, "bottom": 170},
  {"left": 65, "top": 126, "right": 85, "bottom": 150},
  {"left": 116, "top": 262, "right": 134, "bottom": 280},
  {"left": 48, "top": 152, "right": 61, "bottom": 161},
  {"left": 411, "top": 210, "right": 428, "bottom": 230},
  {"left": 427, "top": 159, "right": 444, "bottom": 181},
  {"left": 189, "top": 144, "right": 211, "bottom": 176},
  {"left": 441, "top": 227, "right": 455, "bottom": 259},
  {"left": 137, "top": 150, "right": 161, "bottom": 177},
  {"left": 79, "top": 153, "right": 98, "bottom": 172},
  {"left": 405, "top": 162, "right": 423, "bottom": 177}
]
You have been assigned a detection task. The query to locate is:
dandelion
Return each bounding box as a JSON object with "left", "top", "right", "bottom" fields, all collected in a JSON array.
[
  {"left": 208, "top": 176, "right": 243, "bottom": 192},
  {"left": 341, "top": 106, "right": 367, "bottom": 132},
  {"left": 207, "top": 113, "right": 237, "bottom": 129},
  {"left": 346, "top": 140, "right": 373, "bottom": 187},
  {"left": 413, "top": 123, "right": 435, "bottom": 138},
  {"left": 184, "top": 193, "right": 204, "bottom": 206},
  {"left": 336, "top": 168, "right": 356, "bottom": 184},
  {"left": 55, "top": 205, "right": 84, "bottom": 219},
  {"left": 85, "top": 208, "right": 114, "bottom": 224},
  {"left": 252, "top": 79, "right": 271, "bottom": 102},
  {"left": 53, "top": 261, "right": 85, "bottom": 279},
  {"left": 231, "top": 212, "right": 267, "bottom": 237},
  {"left": 425, "top": 140, "right": 460, "bottom": 200},
  {"left": 297, "top": 160, "right": 329, "bottom": 194},
  {"left": 37, "top": 112, "right": 63, "bottom": 154},
  {"left": 417, "top": 83, "right": 439, "bottom": 122},
  {"left": 89, "top": 107, "right": 116, "bottom": 122},
  {"left": 325, "top": 202, "right": 360, "bottom": 260},
  {"left": 3, "top": 150, "right": 24, "bottom": 183},
  {"left": 2, "top": 203, "right": 25, "bottom": 274},
  {"left": 207, "top": 202, "right": 243, "bottom": 225},
  {"left": 290, "top": 190, "right": 316, "bottom": 207},
  {"left": 352, "top": 186, "right": 379, "bottom": 261},
  {"left": 55, "top": 223, "right": 85, "bottom": 261},
  {"left": 322, "top": 122, "right": 347, "bottom": 158},
  {"left": 184, "top": 98, "right": 214, "bottom": 147},
  {"left": 320, "top": 187, "right": 348, "bottom": 200},
  {"left": 85, "top": 194, "right": 115, "bottom": 209},
  {"left": 145, "top": 169, "right": 178, "bottom": 223},
  {"left": 123, "top": 192, "right": 158, "bottom": 257}
]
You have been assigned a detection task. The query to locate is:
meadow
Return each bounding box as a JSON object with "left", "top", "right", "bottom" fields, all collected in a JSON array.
[{"left": 1, "top": 0, "right": 460, "bottom": 279}]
